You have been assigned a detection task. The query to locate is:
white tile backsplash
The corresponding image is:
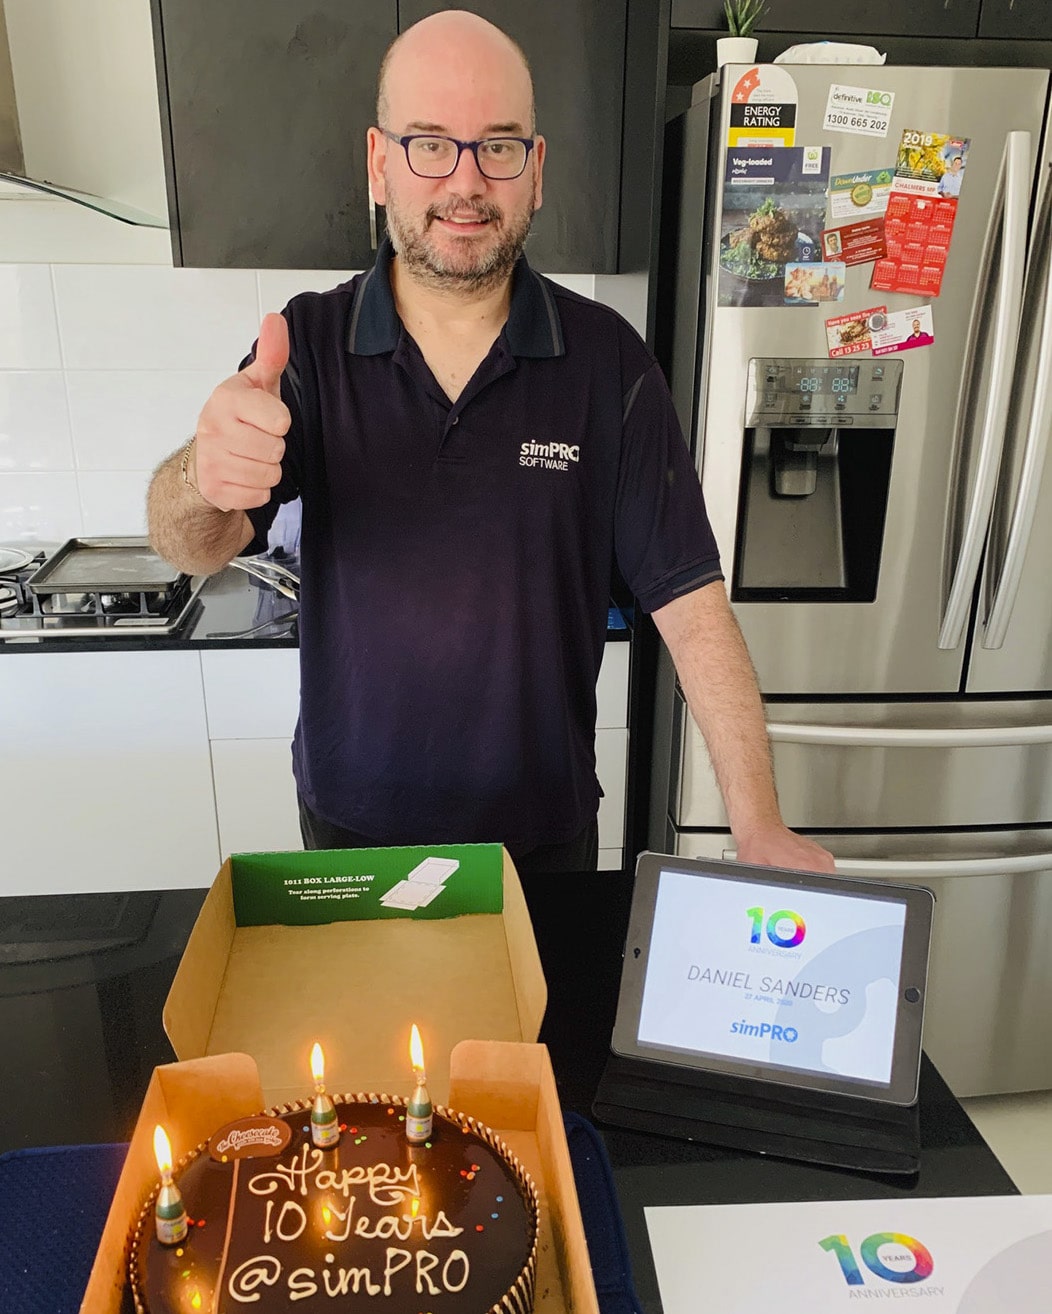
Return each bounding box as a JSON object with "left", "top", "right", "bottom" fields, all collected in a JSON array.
[
  {"left": 0, "top": 372, "right": 74, "bottom": 471},
  {"left": 77, "top": 470, "right": 151, "bottom": 535},
  {"left": 0, "top": 266, "right": 63, "bottom": 368},
  {"left": 66, "top": 370, "right": 220, "bottom": 471},
  {"left": 52, "top": 266, "right": 259, "bottom": 370},
  {"left": 0, "top": 472, "right": 82, "bottom": 542},
  {"left": 0, "top": 257, "right": 646, "bottom": 539},
  {"left": 257, "top": 269, "right": 361, "bottom": 316}
]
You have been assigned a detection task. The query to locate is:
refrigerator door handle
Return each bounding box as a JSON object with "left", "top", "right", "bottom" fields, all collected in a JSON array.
[
  {"left": 720, "top": 849, "right": 1052, "bottom": 878},
  {"left": 982, "top": 172, "right": 1052, "bottom": 649},
  {"left": 766, "top": 720, "right": 1052, "bottom": 747},
  {"left": 938, "top": 130, "right": 1031, "bottom": 651}
]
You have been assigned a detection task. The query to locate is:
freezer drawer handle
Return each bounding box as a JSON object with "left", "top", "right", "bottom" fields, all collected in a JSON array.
[
  {"left": 721, "top": 850, "right": 1052, "bottom": 878},
  {"left": 766, "top": 721, "right": 1052, "bottom": 748},
  {"left": 938, "top": 131, "right": 1031, "bottom": 651}
]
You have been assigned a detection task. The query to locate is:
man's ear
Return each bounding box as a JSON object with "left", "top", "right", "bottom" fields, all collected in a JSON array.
[
  {"left": 367, "top": 126, "right": 388, "bottom": 206},
  {"left": 531, "top": 135, "right": 546, "bottom": 212}
]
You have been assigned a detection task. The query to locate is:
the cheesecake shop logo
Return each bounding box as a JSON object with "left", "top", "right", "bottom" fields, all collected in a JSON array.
[
  {"left": 747, "top": 905, "right": 806, "bottom": 948},
  {"left": 819, "top": 1231, "right": 936, "bottom": 1293}
]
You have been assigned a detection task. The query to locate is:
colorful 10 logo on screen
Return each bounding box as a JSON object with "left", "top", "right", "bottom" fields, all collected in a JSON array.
[
  {"left": 746, "top": 906, "right": 806, "bottom": 948},
  {"left": 820, "top": 1233, "right": 934, "bottom": 1286}
]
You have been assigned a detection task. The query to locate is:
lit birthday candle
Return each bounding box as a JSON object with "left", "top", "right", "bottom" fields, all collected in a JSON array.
[
  {"left": 152, "top": 1125, "right": 188, "bottom": 1245},
  {"left": 310, "top": 1043, "right": 340, "bottom": 1148},
  {"left": 406, "top": 1023, "right": 433, "bottom": 1144}
]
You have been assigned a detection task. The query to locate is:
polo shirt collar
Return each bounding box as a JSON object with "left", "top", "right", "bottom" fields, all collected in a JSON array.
[{"left": 346, "top": 236, "right": 565, "bottom": 359}]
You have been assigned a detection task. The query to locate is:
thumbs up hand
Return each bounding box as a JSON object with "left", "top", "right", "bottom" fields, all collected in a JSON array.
[{"left": 191, "top": 313, "right": 292, "bottom": 512}]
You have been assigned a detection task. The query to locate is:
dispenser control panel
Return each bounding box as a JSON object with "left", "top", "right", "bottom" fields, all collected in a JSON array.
[{"left": 745, "top": 358, "right": 903, "bottom": 428}]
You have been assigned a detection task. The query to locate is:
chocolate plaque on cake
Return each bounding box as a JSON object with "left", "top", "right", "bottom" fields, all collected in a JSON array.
[{"left": 208, "top": 1116, "right": 292, "bottom": 1161}]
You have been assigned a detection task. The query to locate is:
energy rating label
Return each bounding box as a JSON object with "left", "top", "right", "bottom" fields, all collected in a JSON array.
[{"left": 646, "top": 1195, "right": 1052, "bottom": 1314}]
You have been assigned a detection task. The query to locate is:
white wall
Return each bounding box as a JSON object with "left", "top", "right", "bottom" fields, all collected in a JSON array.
[{"left": 0, "top": 251, "right": 647, "bottom": 543}]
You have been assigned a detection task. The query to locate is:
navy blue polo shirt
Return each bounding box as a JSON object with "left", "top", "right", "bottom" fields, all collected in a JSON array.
[{"left": 246, "top": 239, "right": 722, "bottom": 850}]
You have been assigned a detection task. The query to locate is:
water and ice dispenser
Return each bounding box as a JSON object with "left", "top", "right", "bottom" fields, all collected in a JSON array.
[{"left": 733, "top": 357, "right": 903, "bottom": 602}]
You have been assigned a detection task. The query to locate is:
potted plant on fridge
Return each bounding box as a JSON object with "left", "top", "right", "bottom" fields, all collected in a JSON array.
[{"left": 718, "top": 0, "right": 766, "bottom": 66}]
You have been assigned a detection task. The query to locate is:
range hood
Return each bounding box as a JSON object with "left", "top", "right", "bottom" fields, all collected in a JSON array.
[
  {"left": 0, "top": 0, "right": 167, "bottom": 230},
  {"left": 0, "top": 169, "right": 166, "bottom": 227}
]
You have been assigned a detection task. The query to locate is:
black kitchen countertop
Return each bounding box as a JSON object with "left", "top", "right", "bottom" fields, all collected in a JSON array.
[
  {"left": 0, "top": 868, "right": 1016, "bottom": 1311},
  {"left": 0, "top": 565, "right": 632, "bottom": 654}
]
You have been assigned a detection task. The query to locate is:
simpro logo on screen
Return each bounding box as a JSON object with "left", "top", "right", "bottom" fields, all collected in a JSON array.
[{"left": 730, "top": 1020, "right": 799, "bottom": 1042}]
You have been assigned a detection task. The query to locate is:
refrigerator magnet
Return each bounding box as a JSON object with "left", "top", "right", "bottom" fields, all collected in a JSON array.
[
  {"left": 829, "top": 168, "right": 895, "bottom": 221},
  {"left": 821, "top": 218, "right": 886, "bottom": 265},
  {"left": 825, "top": 305, "right": 887, "bottom": 357},
  {"left": 784, "top": 261, "right": 846, "bottom": 304},
  {"left": 823, "top": 84, "right": 896, "bottom": 138},
  {"left": 871, "top": 306, "right": 936, "bottom": 354}
]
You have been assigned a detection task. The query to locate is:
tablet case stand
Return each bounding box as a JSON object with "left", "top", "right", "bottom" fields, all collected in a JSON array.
[{"left": 592, "top": 1050, "right": 920, "bottom": 1175}]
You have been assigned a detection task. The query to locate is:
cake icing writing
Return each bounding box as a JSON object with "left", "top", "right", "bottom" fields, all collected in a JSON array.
[{"left": 131, "top": 1095, "right": 539, "bottom": 1314}]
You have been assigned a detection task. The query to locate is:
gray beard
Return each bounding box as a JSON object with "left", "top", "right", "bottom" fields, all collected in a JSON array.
[{"left": 385, "top": 195, "right": 535, "bottom": 294}]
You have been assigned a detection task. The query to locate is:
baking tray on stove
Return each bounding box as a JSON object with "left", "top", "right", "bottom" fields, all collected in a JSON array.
[{"left": 25, "top": 536, "right": 181, "bottom": 595}]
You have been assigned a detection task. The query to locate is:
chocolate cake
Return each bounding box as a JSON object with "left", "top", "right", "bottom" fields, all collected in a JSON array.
[{"left": 130, "top": 1093, "right": 539, "bottom": 1314}]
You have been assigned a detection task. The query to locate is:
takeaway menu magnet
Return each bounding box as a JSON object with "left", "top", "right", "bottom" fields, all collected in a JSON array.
[{"left": 719, "top": 146, "right": 831, "bottom": 308}]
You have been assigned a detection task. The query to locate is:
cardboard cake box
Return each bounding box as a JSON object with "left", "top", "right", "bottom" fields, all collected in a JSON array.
[
  {"left": 82, "top": 844, "right": 599, "bottom": 1314},
  {"left": 164, "top": 843, "right": 547, "bottom": 1106}
]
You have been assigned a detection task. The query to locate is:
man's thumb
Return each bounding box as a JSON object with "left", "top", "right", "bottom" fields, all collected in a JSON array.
[{"left": 244, "top": 312, "right": 289, "bottom": 395}]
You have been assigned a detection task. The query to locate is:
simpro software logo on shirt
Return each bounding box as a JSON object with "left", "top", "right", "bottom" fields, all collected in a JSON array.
[{"left": 519, "top": 440, "right": 580, "bottom": 470}]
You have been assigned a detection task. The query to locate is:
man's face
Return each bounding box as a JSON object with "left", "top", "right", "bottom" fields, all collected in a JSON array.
[
  {"left": 912, "top": 319, "right": 921, "bottom": 332},
  {"left": 368, "top": 40, "right": 545, "bottom": 292},
  {"left": 951, "top": 157, "right": 963, "bottom": 173}
]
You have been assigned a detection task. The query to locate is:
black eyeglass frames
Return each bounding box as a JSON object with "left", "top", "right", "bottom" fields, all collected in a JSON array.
[{"left": 380, "top": 129, "right": 535, "bottom": 180}]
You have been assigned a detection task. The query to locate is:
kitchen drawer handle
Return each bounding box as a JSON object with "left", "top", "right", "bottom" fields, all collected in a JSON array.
[
  {"left": 721, "top": 850, "right": 1052, "bottom": 878},
  {"left": 766, "top": 721, "right": 1052, "bottom": 748}
]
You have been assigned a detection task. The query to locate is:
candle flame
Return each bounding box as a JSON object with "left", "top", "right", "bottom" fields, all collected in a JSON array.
[
  {"left": 153, "top": 1125, "right": 173, "bottom": 1176},
  {"left": 322, "top": 1205, "right": 332, "bottom": 1226},
  {"left": 190, "top": 1292, "right": 202, "bottom": 1311},
  {"left": 310, "top": 1042, "right": 325, "bottom": 1085},
  {"left": 409, "top": 1024, "right": 425, "bottom": 1074},
  {"left": 411, "top": 1197, "right": 420, "bottom": 1218}
]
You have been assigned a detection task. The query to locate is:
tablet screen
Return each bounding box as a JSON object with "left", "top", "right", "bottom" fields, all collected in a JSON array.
[{"left": 613, "top": 856, "right": 933, "bottom": 1104}]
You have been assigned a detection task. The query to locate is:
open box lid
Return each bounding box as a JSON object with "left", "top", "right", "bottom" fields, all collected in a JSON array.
[{"left": 163, "top": 845, "right": 547, "bottom": 1106}]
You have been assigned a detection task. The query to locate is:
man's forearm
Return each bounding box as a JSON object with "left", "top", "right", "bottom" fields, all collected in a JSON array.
[
  {"left": 147, "top": 448, "right": 254, "bottom": 576},
  {"left": 652, "top": 582, "right": 781, "bottom": 841}
]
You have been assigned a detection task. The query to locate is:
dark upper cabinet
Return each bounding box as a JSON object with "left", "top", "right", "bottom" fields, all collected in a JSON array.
[
  {"left": 153, "top": 0, "right": 657, "bottom": 272},
  {"left": 978, "top": 1, "right": 1052, "bottom": 39},
  {"left": 152, "top": 1, "right": 396, "bottom": 269},
  {"left": 670, "top": 0, "right": 982, "bottom": 38}
]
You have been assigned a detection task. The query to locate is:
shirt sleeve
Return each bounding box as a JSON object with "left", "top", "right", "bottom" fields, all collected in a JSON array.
[
  {"left": 614, "top": 361, "right": 724, "bottom": 613},
  {"left": 242, "top": 307, "right": 305, "bottom": 554}
]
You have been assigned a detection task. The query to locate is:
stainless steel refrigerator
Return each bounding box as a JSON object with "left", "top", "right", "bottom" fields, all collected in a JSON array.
[{"left": 650, "top": 64, "right": 1052, "bottom": 1097}]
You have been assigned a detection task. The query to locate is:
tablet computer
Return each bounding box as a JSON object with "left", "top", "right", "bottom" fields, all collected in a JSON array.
[{"left": 611, "top": 853, "right": 934, "bottom": 1106}]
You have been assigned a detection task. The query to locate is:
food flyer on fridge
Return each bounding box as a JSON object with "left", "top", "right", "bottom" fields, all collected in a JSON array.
[{"left": 719, "top": 146, "right": 831, "bottom": 308}]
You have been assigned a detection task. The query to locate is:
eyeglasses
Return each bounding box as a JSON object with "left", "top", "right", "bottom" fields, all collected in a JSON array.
[{"left": 381, "top": 129, "right": 535, "bottom": 180}]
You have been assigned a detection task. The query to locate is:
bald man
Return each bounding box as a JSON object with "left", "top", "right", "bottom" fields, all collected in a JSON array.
[{"left": 148, "top": 10, "right": 833, "bottom": 876}]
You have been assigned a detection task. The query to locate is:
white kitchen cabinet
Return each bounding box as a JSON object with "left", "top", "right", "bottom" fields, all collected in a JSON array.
[
  {"left": 211, "top": 737, "right": 301, "bottom": 858},
  {"left": 200, "top": 648, "right": 300, "bottom": 739},
  {"left": 0, "top": 650, "right": 219, "bottom": 895},
  {"left": 204, "top": 642, "right": 631, "bottom": 869}
]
